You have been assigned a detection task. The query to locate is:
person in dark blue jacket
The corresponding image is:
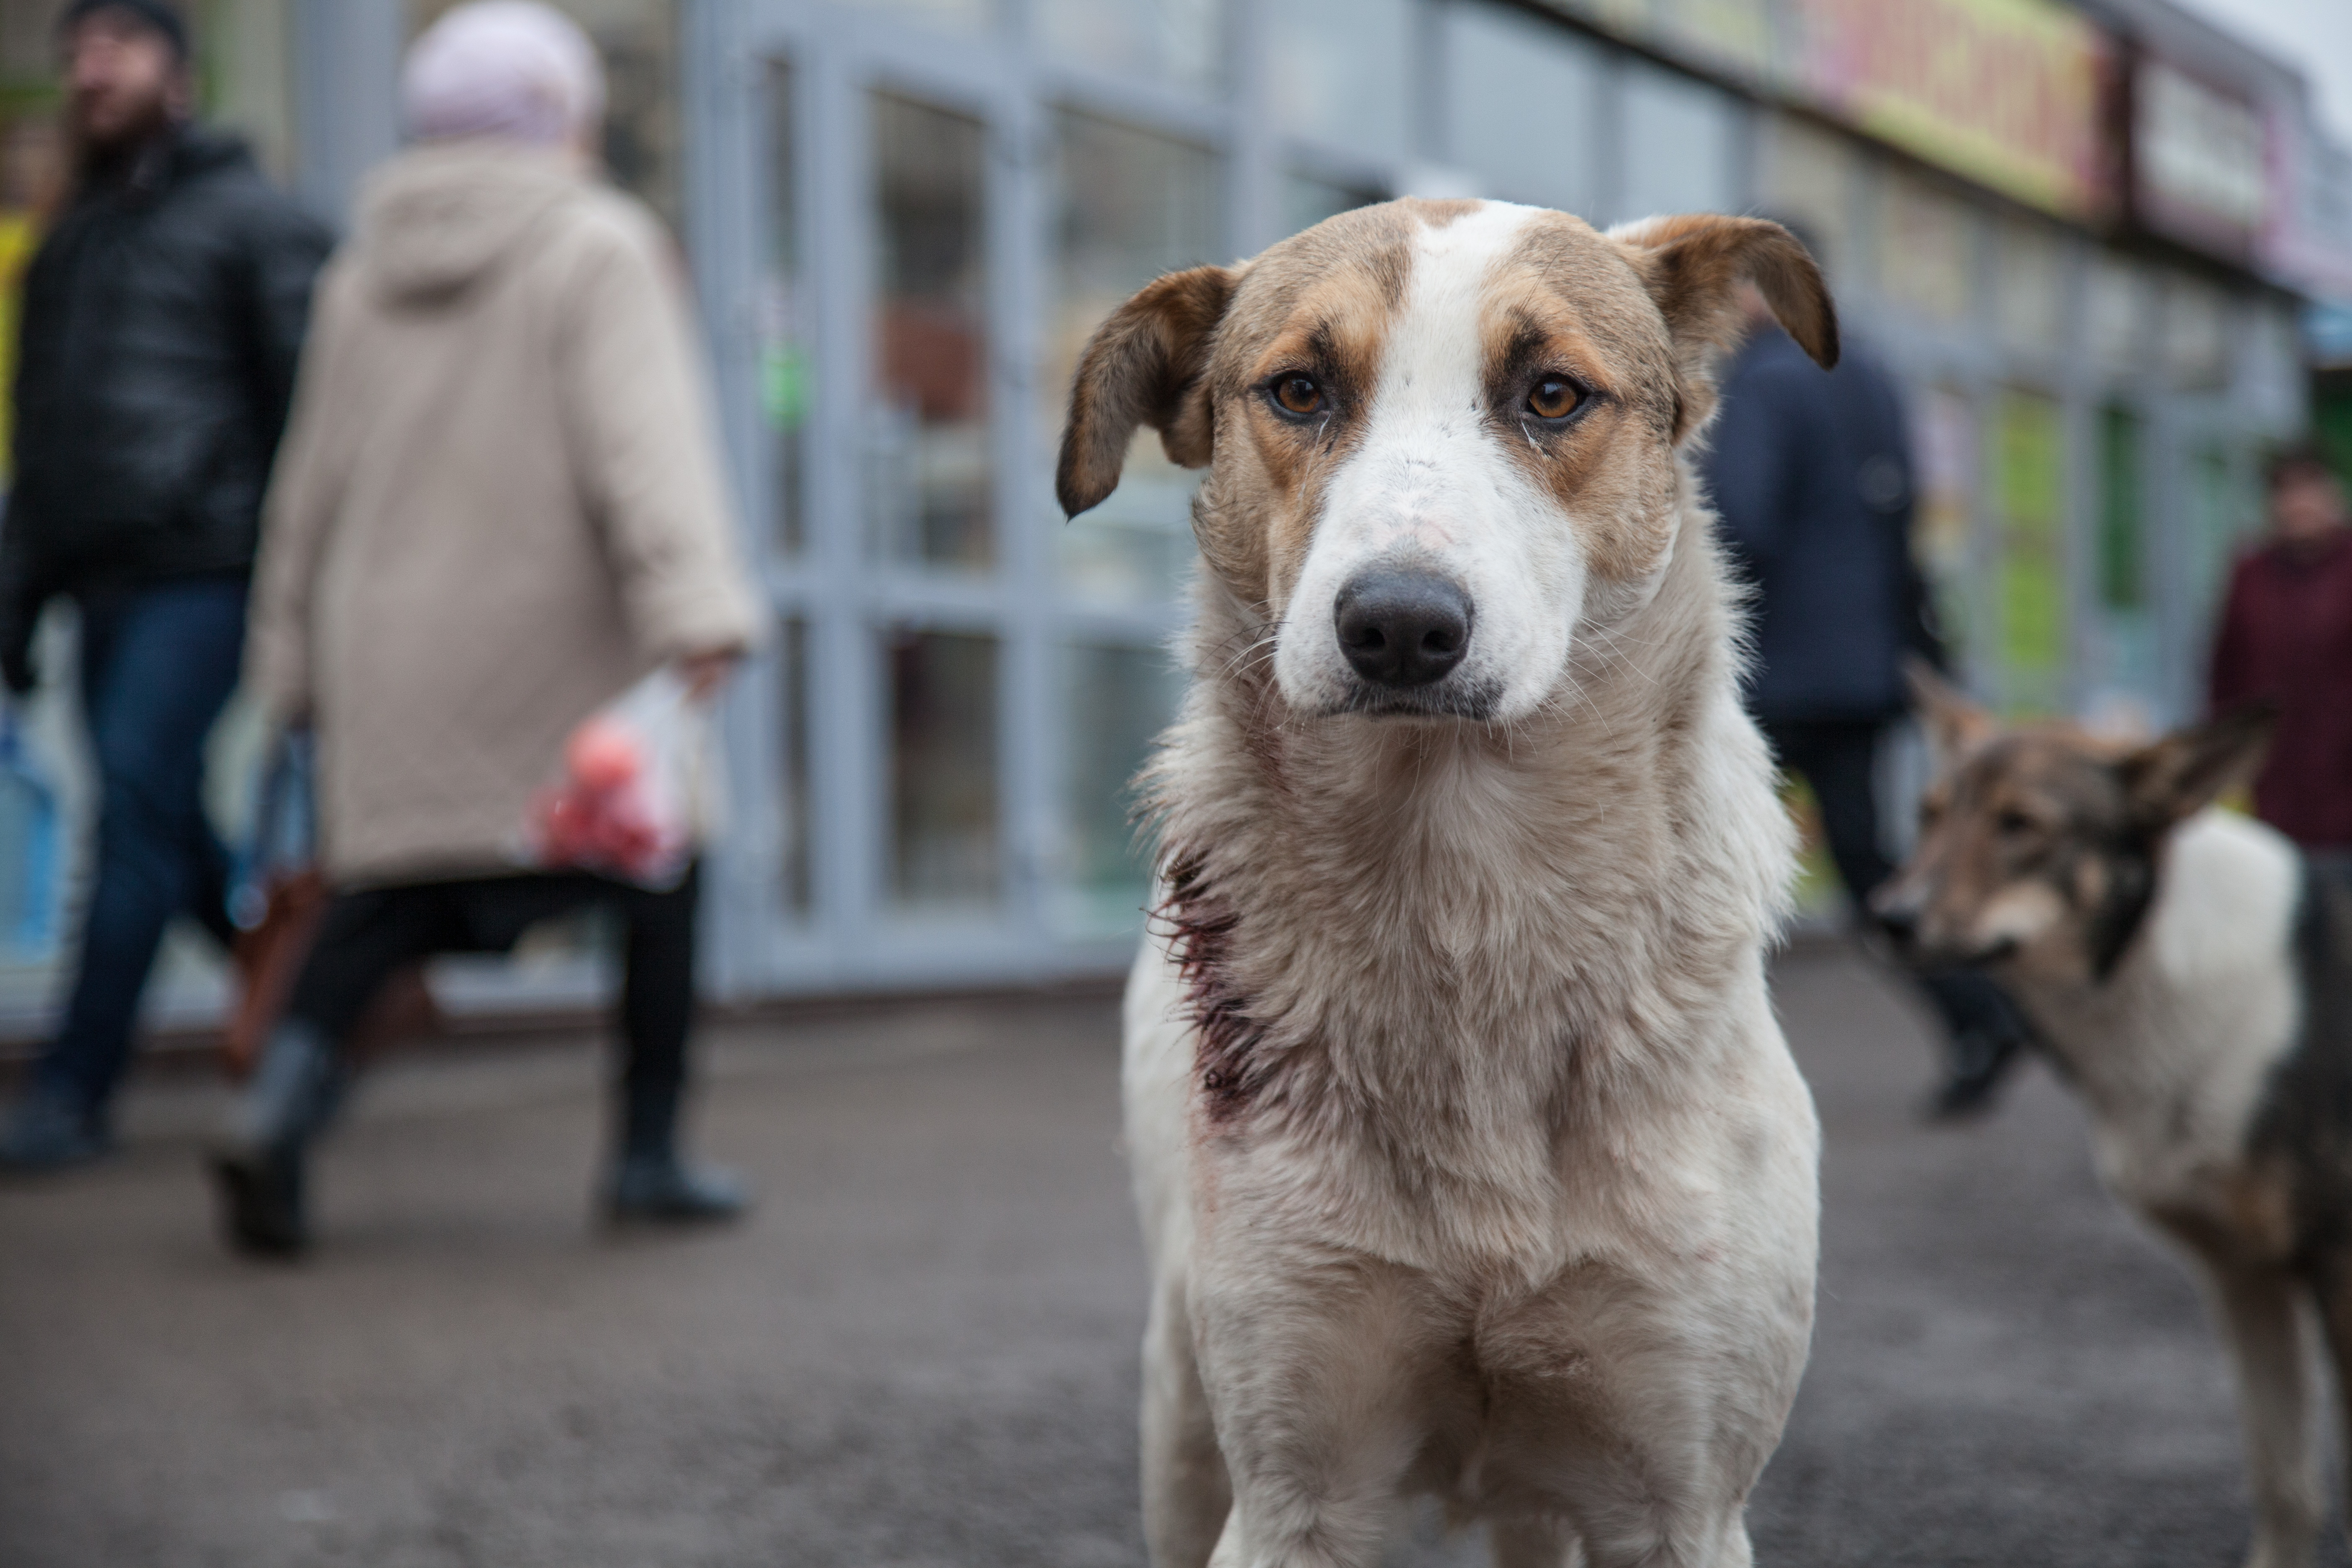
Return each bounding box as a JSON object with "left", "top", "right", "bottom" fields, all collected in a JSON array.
[{"left": 1705, "top": 248, "right": 2033, "bottom": 1118}]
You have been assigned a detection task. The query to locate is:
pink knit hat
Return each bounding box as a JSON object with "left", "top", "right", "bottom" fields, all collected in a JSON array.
[{"left": 401, "top": 2, "right": 606, "bottom": 147}]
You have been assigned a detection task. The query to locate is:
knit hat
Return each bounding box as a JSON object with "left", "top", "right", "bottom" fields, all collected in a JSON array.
[
  {"left": 400, "top": 2, "right": 605, "bottom": 148},
  {"left": 57, "top": 0, "right": 190, "bottom": 59}
]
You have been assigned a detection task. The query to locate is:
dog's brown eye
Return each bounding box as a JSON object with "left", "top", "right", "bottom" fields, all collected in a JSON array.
[
  {"left": 1271, "top": 374, "right": 1323, "bottom": 416},
  {"left": 1527, "top": 377, "right": 1581, "bottom": 420},
  {"left": 1996, "top": 809, "right": 2037, "bottom": 837}
]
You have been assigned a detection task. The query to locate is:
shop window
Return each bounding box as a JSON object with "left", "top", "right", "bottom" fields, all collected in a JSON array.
[
  {"left": 838, "top": 0, "right": 997, "bottom": 31},
  {"left": 887, "top": 628, "right": 1000, "bottom": 909},
  {"left": 1993, "top": 389, "right": 2067, "bottom": 714},
  {"left": 1265, "top": 0, "right": 1412, "bottom": 165},
  {"left": 1993, "top": 219, "right": 2066, "bottom": 361},
  {"left": 1441, "top": 1, "right": 1601, "bottom": 217},
  {"left": 2097, "top": 407, "right": 2145, "bottom": 613},
  {"left": 1284, "top": 171, "right": 1385, "bottom": 238},
  {"left": 1620, "top": 61, "right": 1737, "bottom": 222},
  {"left": 869, "top": 92, "right": 993, "bottom": 571},
  {"left": 1047, "top": 109, "right": 1220, "bottom": 602},
  {"left": 1059, "top": 642, "right": 1182, "bottom": 934},
  {"left": 1757, "top": 115, "right": 1854, "bottom": 285},
  {"left": 196, "top": 0, "right": 297, "bottom": 184},
  {"left": 2088, "top": 255, "right": 2151, "bottom": 374},
  {"left": 764, "top": 62, "right": 806, "bottom": 557},
  {"left": 2188, "top": 446, "right": 2253, "bottom": 628},
  {"left": 2163, "top": 277, "right": 2231, "bottom": 393},
  {"left": 1877, "top": 173, "right": 1975, "bottom": 328},
  {"left": 1037, "top": 0, "right": 1221, "bottom": 96},
  {"left": 778, "top": 618, "right": 811, "bottom": 916},
  {"left": 1913, "top": 385, "right": 1978, "bottom": 665}
]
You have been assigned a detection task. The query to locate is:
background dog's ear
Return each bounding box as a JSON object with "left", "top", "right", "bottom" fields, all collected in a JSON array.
[
  {"left": 2117, "top": 704, "right": 2276, "bottom": 831},
  {"left": 1610, "top": 214, "right": 1837, "bottom": 441},
  {"left": 1906, "top": 657, "right": 1994, "bottom": 769},
  {"left": 1056, "top": 265, "right": 1238, "bottom": 518}
]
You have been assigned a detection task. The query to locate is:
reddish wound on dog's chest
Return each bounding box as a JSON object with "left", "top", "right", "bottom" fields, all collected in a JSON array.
[{"left": 1153, "top": 855, "right": 1267, "bottom": 1116}]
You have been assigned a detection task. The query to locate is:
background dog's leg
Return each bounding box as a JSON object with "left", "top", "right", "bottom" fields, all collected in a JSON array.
[
  {"left": 1143, "top": 1278, "right": 1231, "bottom": 1568},
  {"left": 2203, "top": 1257, "right": 2321, "bottom": 1568},
  {"left": 1489, "top": 1516, "right": 1583, "bottom": 1567},
  {"left": 2303, "top": 1260, "right": 2352, "bottom": 1566}
]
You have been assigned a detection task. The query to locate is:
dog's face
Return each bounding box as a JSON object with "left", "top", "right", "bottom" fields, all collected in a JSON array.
[
  {"left": 1056, "top": 200, "right": 1835, "bottom": 723},
  {"left": 1872, "top": 669, "right": 2274, "bottom": 983}
]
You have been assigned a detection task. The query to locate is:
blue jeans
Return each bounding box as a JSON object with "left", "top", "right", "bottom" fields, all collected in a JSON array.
[{"left": 32, "top": 577, "right": 246, "bottom": 1123}]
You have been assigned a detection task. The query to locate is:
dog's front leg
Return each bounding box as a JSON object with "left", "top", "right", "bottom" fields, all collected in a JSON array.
[
  {"left": 2199, "top": 1254, "right": 2321, "bottom": 1568},
  {"left": 1191, "top": 1249, "right": 1430, "bottom": 1568},
  {"left": 1144, "top": 1274, "right": 1232, "bottom": 1568}
]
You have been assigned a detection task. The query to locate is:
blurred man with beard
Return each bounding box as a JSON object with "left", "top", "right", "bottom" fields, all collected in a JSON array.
[{"left": 0, "top": 1, "right": 329, "bottom": 1170}]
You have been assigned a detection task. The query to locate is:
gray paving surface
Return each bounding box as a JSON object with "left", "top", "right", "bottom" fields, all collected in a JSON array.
[{"left": 0, "top": 946, "right": 2339, "bottom": 1566}]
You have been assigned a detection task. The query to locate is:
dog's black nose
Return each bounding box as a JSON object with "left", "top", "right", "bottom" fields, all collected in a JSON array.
[{"left": 1334, "top": 570, "right": 1472, "bottom": 689}]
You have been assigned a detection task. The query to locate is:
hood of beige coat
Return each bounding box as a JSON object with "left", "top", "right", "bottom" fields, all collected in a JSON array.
[{"left": 352, "top": 141, "right": 585, "bottom": 302}]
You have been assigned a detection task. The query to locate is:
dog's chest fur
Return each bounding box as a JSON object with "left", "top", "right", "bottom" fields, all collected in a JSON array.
[
  {"left": 2009, "top": 815, "right": 2339, "bottom": 1258},
  {"left": 1148, "top": 506, "right": 1798, "bottom": 1269}
]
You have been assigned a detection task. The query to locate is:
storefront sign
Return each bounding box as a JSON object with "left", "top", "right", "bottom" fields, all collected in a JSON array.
[
  {"left": 2134, "top": 56, "right": 2266, "bottom": 263},
  {"left": 1796, "top": 0, "right": 2113, "bottom": 222},
  {"left": 1539, "top": 0, "right": 2115, "bottom": 223}
]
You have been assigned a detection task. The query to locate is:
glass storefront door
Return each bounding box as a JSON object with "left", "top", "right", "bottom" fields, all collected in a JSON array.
[{"left": 714, "top": 4, "right": 1221, "bottom": 992}]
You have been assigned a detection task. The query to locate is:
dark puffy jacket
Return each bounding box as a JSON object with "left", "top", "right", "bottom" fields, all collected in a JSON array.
[
  {"left": 1, "top": 126, "right": 331, "bottom": 691},
  {"left": 1701, "top": 326, "right": 1942, "bottom": 724}
]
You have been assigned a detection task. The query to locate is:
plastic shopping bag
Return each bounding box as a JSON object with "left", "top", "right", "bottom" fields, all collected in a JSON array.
[{"left": 521, "top": 669, "right": 716, "bottom": 890}]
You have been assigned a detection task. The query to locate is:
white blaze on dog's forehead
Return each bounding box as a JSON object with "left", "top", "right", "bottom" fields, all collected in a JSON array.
[{"left": 1377, "top": 202, "right": 1543, "bottom": 423}]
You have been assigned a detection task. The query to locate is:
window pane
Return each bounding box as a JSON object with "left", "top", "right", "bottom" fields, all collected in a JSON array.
[
  {"left": 1061, "top": 642, "right": 1182, "bottom": 934},
  {"left": 1994, "top": 219, "right": 2066, "bottom": 361},
  {"left": 779, "top": 618, "right": 811, "bottom": 916},
  {"left": 1284, "top": 171, "right": 1384, "bottom": 239},
  {"left": 1620, "top": 62, "right": 1738, "bottom": 221},
  {"left": 1758, "top": 115, "right": 1857, "bottom": 285},
  {"left": 1878, "top": 173, "right": 1977, "bottom": 328},
  {"left": 871, "top": 94, "right": 993, "bottom": 570},
  {"left": 1037, "top": 0, "right": 1222, "bottom": 95},
  {"left": 2097, "top": 407, "right": 2144, "bottom": 613},
  {"left": 888, "top": 629, "right": 1000, "bottom": 908},
  {"left": 2087, "top": 407, "right": 2157, "bottom": 721},
  {"left": 765, "top": 63, "right": 806, "bottom": 556},
  {"left": 1993, "top": 389, "right": 2066, "bottom": 714},
  {"left": 1914, "top": 384, "right": 1978, "bottom": 667},
  {"left": 1265, "top": 0, "right": 1411, "bottom": 163},
  {"left": 1048, "top": 111, "right": 1221, "bottom": 602},
  {"left": 1442, "top": 2, "right": 1600, "bottom": 217},
  {"left": 837, "top": 0, "right": 996, "bottom": 30}
]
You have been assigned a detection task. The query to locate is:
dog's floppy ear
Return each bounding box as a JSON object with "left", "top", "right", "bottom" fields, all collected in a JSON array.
[
  {"left": 1906, "top": 657, "right": 1994, "bottom": 769},
  {"left": 1610, "top": 214, "right": 1836, "bottom": 440},
  {"left": 1056, "top": 264, "right": 1238, "bottom": 518},
  {"left": 2117, "top": 704, "right": 2276, "bottom": 831}
]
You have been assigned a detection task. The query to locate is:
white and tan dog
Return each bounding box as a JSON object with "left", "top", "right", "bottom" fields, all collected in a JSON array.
[{"left": 1056, "top": 200, "right": 1834, "bottom": 1568}]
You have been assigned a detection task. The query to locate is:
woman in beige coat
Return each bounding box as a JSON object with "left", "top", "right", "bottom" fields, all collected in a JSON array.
[{"left": 214, "top": 2, "right": 761, "bottom": 1256}]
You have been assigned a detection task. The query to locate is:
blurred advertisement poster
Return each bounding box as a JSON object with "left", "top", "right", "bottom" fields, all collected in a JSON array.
[
  {"left": 1537, "top": 0, "right": 2115, "bottom": 222},
  {"left": 2133, "top": 56, "right": 2265, "bottom": 263}
]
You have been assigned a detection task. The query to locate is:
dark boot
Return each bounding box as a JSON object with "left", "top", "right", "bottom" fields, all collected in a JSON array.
[
  {"left": 1924, "top": 1026, "right": 2024, "bottom": 1122},
  {"left": 602, "top": 1152, "right": 749, "bottom": 1225},
  {"left": 0, "top": 1085, "right": 112, "bottom": 1173},
  {"left": 207, "top": 1021, "right": 344, "bottom": 1257},
  {"left": 601, "top": 1081, "right": 747, "bottom": 1226}
]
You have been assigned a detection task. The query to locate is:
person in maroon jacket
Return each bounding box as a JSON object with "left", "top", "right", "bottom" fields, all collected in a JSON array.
[{"left": 2210, "top": 444, "right": 2352, "bottom": 854}]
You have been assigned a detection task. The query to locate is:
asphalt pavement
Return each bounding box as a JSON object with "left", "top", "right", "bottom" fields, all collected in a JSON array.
[{"left": 0, "top": 945, "right": 2337, "bottom": 1567}]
